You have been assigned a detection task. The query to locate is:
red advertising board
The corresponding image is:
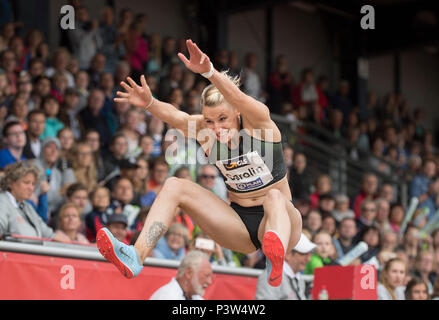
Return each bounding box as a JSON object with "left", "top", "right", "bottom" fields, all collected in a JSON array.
[
  {"left": 0, "top": 251, "right": 258, "bottom": 300},
  {"left": 312, "top": 265, "right": 378, "bottom": 300}
]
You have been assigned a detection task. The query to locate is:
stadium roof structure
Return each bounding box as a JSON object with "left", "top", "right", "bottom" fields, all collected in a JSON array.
[{"left": 207, "top": 0, "right": 439, "bottom": 57}]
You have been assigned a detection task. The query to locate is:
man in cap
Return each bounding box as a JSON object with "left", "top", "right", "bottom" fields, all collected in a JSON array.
[
  {"left": 255, "top": 233, "right": 316, "bottom": 300},
  {"left": 106, "top": 213, "right": 129, "bottom": 244}
]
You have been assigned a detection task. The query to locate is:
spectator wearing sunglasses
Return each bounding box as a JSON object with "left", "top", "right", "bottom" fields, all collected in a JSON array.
[{"left": 197, "top": 164, "right": 227, "bottom": 202}]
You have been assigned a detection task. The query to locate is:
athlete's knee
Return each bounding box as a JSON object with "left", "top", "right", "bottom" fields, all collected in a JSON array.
[{"left": 162, "top": 177, "right": 186, "bottom": 195}]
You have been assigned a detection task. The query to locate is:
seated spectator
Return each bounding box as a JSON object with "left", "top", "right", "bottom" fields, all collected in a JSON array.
[
  {"left": 55, "top": 202, "right": 89, "bottom": 244},
  {"left": 304, "top": 209, "right": 322, "bottom": 237},
  {"left": 321, "top": 215, "right": 337, "bottom": 239},
  {"left": 404, "top": 155, "right": 422, "bottom": 183},
  {"left": 255, "top": 233, "right": 316, "bottom": 300},
  {"left": 305, "top": 231, "right": 337, "bottom": 275},
  {"left": 78, "top": 89, "right": 112, "bottom": 147},
  {"left": 84, "top": 129, "right": 105, "bottom": 181},
  {"left": 356, "top": 199, "right": 377, "bottom": 235},
  {"left": 381, "top": 230, "right": 398, "bottom": 252},
  {"left": 405, "top": 277, "right": 430, "bottom": 300},
  {"left": 368, "top": 136, "right": 391, "bottom": 175},
  {"left": 85, "top": 186, "right": 112, "bottom": 242},
  {"left": 409, "top": 158, "right": 436, "bottom": 200},
  {"left": 133, "top": 157, "right": 149, "bottom": 195},
  {"left": 31, "top": 75, "right": 51, "bottom": 109},
  {"left": 152, "top": 223, "right": 188, "bottom": 261},
  {"left": 182, "top": 88, "right": 201, "bottom": 115},
  {"left": 332, "top": 194, "right": 355, "bottom": 223},
  {"left": 138, "top": 134, "right": 154, "bottom": 160},
  {"left": 49, "top": 182, "right": 90, "bottom": 229},
  {"left": 377, "top": 258, "right": 407, "bottom": 300},
  {"left": 289, "top": 152, "right": 313, "bottom": 201},
  {"left": 45, "top": 47, "right": 75, "bottom": 87},
  {"left": 0, "top": 120, "right": 27, "bottom": 169},
  {"left": 28, "top": 57, "right": 45, "bottom": 82},
  {"left": 197, "top": 164, "right": 221, "bottom": 197},
  {"left": 388, "top": 203, "right": 405, "bottom": 233},
  {"left": 23, "top": 109, "right": 46, "bottom": 159},
  {"left": 106, "top": 213, "right": 130, "bottom": 244},
  {"left": 105, "top": 158, "right": 141, "bottom": 197},
  {"left": 6, "top": 96, "right": 28, "bottom": 130},
  {"left": 318, "top": 193, "right": 335, "bottom": 217},
  {"left": 147, "top": 116, "right": 165, "bottom": 158},
  {"left": 375, "top": 198, "right": 391, "bottom": 231},
  {"left": 40, "top": 95, "right": 64, "bottom": 139},
  {"left": 33, "top": 137, "right": 75, "bottom": 214},
  {"left": 378, "top": 183, "right": 395, "bottom": 204},
  {"left": 309, "top": 174, "right": 332, "bottom": 209},
  {"left": 149, "top": 250, "right": 212, "bottom": 300},
  {"left": 110, "top": 177, "right": 140, "bottom": 232},
  {"left": 0, "top": 161, "right": 61, "bottom": 240},
  {"left": 102, "top": 133, "right": 128, "bottom": 180},
  {"left": 88, "top": 53, "right": 106, "bottom": 89},
  {"left": 142, "top": 156, "right": 169, "bottom": 206},
  {"left": 418, "top": 176, "right": 439, "bottom": 221},
  {"left": 2, "top": 49, "right": 18, "bottom": 94},
  {"left": 74, "top": 71, "right": 90, "bottom": 109},
  {"left": 412, "top": 250, "right": 435, "bottom": 295},
  {"left": 158, "top": 62, "right": 182, "bottom": 101},
  {"left": 71, "top": 142, "right": 97, "bottom": 192},
  {"left": 59, "top": 87, "right": 82, "bottom": 139},
  {"left": 324, "top": 108, "right": 344, "bottom": 141},
  {"left": 398, "top": 226, "right": 421, "bottom": 270},
  {"left": 50, "top": 72, "right": 68, "bottom": 103},
  {"left": 352, "top": 172, "right": 378, "bottom": 218},
  {"left": 358, "top": 226, "right": 381, "bottom": 263},
  {"left": 333, "top": 218, "right": 357, "bottom": 259},
  {"left": 120, "top": 107, "right": 142, "bottom": 158},
  {"left": 57, "top": 127, "right": 75, "bottom": 172}
]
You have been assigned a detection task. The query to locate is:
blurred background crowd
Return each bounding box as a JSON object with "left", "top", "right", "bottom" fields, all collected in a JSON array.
[{"left": 0, "top": 0, "right": 438, "bottom": 300}]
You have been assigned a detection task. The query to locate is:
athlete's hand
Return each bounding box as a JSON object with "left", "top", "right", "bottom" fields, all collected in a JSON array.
[
  {"left": 114, "top": 75, "right": 153, "bottom": 109},
  {"left": 178, "top": 39, "right": 212, "bottom": 75}
]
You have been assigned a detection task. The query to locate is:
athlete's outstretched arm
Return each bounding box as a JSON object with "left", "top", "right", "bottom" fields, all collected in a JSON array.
[
  {"left": 178, "top": 39, "right": 271, "bottom": 128},
  {"left": 114, "top": 75, "right": 202, "bottom": 138}
]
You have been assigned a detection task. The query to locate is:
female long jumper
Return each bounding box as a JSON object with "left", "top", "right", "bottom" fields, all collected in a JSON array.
[{"left": 96, "top": 39, "right": 302, "bottom": 287}]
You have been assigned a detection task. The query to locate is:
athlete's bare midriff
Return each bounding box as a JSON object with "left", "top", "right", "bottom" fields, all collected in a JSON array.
[{"left": 227, "top": 176, "right": 291, "bottom": 207}]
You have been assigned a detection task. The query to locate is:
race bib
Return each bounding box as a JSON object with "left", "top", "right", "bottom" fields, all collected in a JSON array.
[{"left": 216, "top": 151, "right": 273, "bottom": 192}]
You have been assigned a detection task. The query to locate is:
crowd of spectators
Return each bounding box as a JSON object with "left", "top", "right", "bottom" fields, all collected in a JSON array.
[{"left": 0, "top": 1, "right": 438, "bottom": 300}]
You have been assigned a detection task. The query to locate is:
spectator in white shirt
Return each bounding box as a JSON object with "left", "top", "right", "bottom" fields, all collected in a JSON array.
[{"left": 149, "top": 250, "right": 213, "bottom": 300}]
